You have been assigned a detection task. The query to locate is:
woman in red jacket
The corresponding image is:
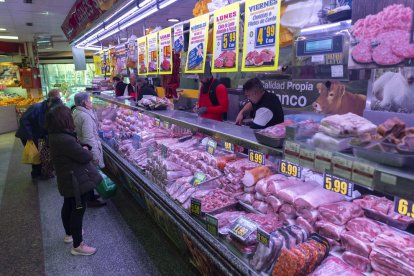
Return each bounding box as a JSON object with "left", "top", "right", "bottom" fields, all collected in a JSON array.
[{"left": 196, "top": 70, "right": 229, "bottom": 122}]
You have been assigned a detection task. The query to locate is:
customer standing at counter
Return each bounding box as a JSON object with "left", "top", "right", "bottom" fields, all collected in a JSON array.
[
  {"left": 235, "top": 78, "right": 284, "bottom": 129},
  {"left": 196, "top": 65, "right": 229, "bottom": 122}
]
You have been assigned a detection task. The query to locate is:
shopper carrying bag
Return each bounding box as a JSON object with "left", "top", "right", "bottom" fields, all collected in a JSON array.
[{"left": 22, "top": 140, "right": 40, "bottom": 165}]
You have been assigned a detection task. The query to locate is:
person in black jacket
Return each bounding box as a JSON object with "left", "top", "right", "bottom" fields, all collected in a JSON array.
[
  {"left": 15, "top": 89, "right": 61, "bottom": 179},
  {"left": 46, "top": 105, "right": 102, "bottom": 256}
]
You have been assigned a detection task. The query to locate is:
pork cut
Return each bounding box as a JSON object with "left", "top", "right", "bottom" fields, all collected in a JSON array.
[
  {"left": 309, "top": 256, "right": 363, "bottom": 276},
  {"left": 343, "top": 251, "right": 371, "bottom": 272},
  {"left": 294, "top": 187, "right": 345, "bottom": 209},
  {"left": 318, "top": 201, "right": 364, "bottom": 226}
]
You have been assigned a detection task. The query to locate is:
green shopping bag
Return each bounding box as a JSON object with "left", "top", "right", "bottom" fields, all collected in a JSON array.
[{"left": 96, "top": 170, "right": 117, "bottom": 199}]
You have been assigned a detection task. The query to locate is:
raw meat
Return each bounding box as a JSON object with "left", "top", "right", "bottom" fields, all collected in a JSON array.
[
  {"left": 341, "top": 231, "right": 373, "bottom": 258},
  {"left": 326, "top": 237, "right": 342, "bottom": 251},
  {"left": 216, "top": 155, "right": 240, "bottom": 171},
  {"left": 343, "top": 251, "right": 371, "bottom": 272},
  {"left": 393, "top": 43, "right": 414, "bottom": 58},
  {"left": 345, "top": 218, "right": 382, "bottom": 240},
  {"left": 268, "top": 177, "right": 303, "bottom": 196},
  {"left": 177, "top": 187, "right": 196, "bottom": 204},
  {"left": 370, "top": 249, "right": 414, "bottom": 276},
  {"left": 200, "top": 189, "right": 237, "bottom": 213},
  {"left": 277, "top": 182, "right": 318, "bottom": 204},
  {"left": 252, "top": 201, "right": 270, "bottom": 214},
  {"left": 250, "top": 232, "right": 284, "bottom": 272},
  {"left": 227, "top": 236, "right": 257, "bottom": 254},
  {"left": 266, "top": 195, "right": 282, "bottom": 212},
  {"left": 294, "top": 187, "right": 345, "bottom": 209},
  {"left": 238, "top": 193, "right": 255, "bottom": 205},
  {"left": 296, "top": 216, "right": 315, "bottom": 234},
  {"left": 214, "top": 211, "right": 246, "bottom": 235},
  {"left": 255, "top": 177, "right": 271, "bottom": 196},
  {"left": 255, "top": 192, "right": 265, "bottom": 201},
  {"left": 257, "top": 120, "right": 296, "bottom": 138},
  {"left": 279, "top": 212, "right": 296, "bottom": 223},
  {"left": 316, "top": 220, "right": 345, "bottom": 240},
  {"left": 309, "top": 256, "right": 363, "bottom": 276},
  {"left": 245, "top": 51, "right": 259, "bottom": 66},
  {"left": 242, "top": 166, "right": 272, "bottom": 187},
  {"left": 318, "top": 201, "right": 363, "bottom": 225},
  {"left": 319, "top": 113, "right": 377, "bottom": 138},
  {"left": 279, "top": 204, "right": 296, "bottom": 216},
  {"left": 296, "top": 208, "right": 319, "bottom": 224},
  {"left": 372, "top": 44, "right": 404, "bottom": 66},
  {"left": 351, "top": 39, "right": 373, "bottom": 64}
]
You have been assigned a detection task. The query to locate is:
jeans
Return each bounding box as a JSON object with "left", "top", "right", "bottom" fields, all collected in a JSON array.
[{"left": 61, "top": 193, "right": 88, "bottom": 248}]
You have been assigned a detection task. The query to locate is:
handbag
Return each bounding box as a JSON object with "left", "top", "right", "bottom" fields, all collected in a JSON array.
[
  {"left": 22, "top": 140, "right": 41, "bottom": 165},
  {"left": 96, "top": 170, "right": 117, "bottom": 199}
]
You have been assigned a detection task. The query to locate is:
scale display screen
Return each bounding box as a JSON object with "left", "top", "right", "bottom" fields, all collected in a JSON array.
[{"left": 305, "top": 38, "right": 333, "bottom": 53}]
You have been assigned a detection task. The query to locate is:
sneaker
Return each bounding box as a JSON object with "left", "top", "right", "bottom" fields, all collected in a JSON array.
[
  {"left": 64, "top": 235, "right": 73, "bottom": 243},
  {"left": 70, "top": 242, "right": 96, "bottom": 256}
]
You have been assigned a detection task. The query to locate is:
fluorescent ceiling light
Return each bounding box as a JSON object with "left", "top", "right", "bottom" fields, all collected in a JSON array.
[
  {"left": 159, "top": 0, "right": 179, "bottom": 9},
  {"left": 138, "top": 0, "right": 154, "bottom": 7},
  {"left": 120, "top": 7, "right": 158, "bottom": 30},
  {"left": 167, "top": 18, "right": 180, "bottom": 22},
  {"left": 0, "top": 28, "right": 6, "bottom": 31},
  {"left": 0, "top": 0, "right": 5, "bottom": 2},
  {"left": 77, "top": 46, "right": 101, "bottom": 51},
  {"left": 0, "top": 36, "right": 18, "bottom": 40}
]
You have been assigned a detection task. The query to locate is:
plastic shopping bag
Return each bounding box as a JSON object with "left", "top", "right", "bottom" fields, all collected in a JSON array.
[
  {"left": 22, "top": 140, "right": 41, "bottom": 165},
  {"left": 96, "top": 170, "right": 117, "bottom": 199}
]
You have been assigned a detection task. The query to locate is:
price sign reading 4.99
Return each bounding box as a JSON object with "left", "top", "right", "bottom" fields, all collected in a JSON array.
[
  {"left": 229, "top": 216, "right": 257, "bottom": 241},
  {"left": 248, "top": 149, "right": 265, "bottom": 165},
  {"left": 394, "top": 197, "right": 414, "bottom": 219},
  {"left": 324, "top": 173, "right": 354, "bottom": 197},
  {"left": 279, "top": 160, "right": 302, "bottom": 178},
  {"left": 255, "top": 24, "right": 276, "bottom": 47}
]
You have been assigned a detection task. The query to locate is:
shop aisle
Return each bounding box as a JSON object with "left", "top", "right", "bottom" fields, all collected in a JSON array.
[{"left": 0, "top": 133, "right": 198, "bottom": 276}]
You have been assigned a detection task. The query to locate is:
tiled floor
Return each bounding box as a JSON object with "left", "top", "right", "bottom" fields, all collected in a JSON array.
[{"left": 0, "top": 133, "right": 198, "bottom": 276}]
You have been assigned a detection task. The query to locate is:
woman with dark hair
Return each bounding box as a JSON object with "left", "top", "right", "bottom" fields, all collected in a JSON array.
[{"left": 46, "top": 105, "right": 102, "bottom": 256}]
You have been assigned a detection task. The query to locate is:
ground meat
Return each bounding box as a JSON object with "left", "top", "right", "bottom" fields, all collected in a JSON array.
[
  {"left": 272, "top": 248, "right": 299, "bottom": 276},
  {"left": 372, "top": 44, "right": 405, "bottom": 66},
  {"left": 351, "top": 39, "right": 373, "bottom": 63},
  {"left": 392, "top": 43, "right": 414, "bottom": 58}
]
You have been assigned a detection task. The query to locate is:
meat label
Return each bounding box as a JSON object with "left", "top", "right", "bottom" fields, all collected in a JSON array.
[
  {"left": 147, "top": 32, "right": 158, "bottom": 74},
  {"left": 314, "top": 148, "right": 333, "bottom": 173},
  {"left": 323, "top": 173, "right": 354, "bottom": 197},
  {"left": 137, "top": 36, "right": 148, "bottom": 76},
  {"left": 394, "top": 197, "right": 414, "bottom": 219},
  {"left": 158, "top": 28, "right": 173, "bottom": 75},
  {"left": 242, "top": 0, "right": 281, "bottom": 72},
  {"left": 191, "top": 172, "right": 207, "bottom": 186},
  {"left": 212, "top": 3, "right": 240, "bottom": 72},
  {"left": 186, "top": 14, "right": 210, "bottom": 73},
  {"left": 230, "top": 216, "right": 257, "bottom": 241},
  {"left": 257, "top": 228, "right": 270, "bottom": 247}
]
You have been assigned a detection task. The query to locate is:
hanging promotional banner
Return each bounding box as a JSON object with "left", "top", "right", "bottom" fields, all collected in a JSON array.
[
  {"left": 115, "top": 43, "right": 127, "bottom": 76},
  {"left": 158, "top": 28, "right": 173, "bottom": 75},
  {"left": 126, "top": 38, "right": 138, "bottom": 69},
  {"left": 173, "top": 24, "right": 184, "bottom": 54},
  {"left": 186, "top": 14, "right": 210, "bottom": 73},
  {"left": 100, "top": 50, "right": 110, "bottom": 76},
  {"left": 109, "top": 47, "right": 116, "bottom": 76},
  {"left": 93, "top": 55, "right": 102, "bottom": 76},
  {"left": 242, "top": 0, "right": 281, "bottom": 72},
  {"left": 147, "top": 32, "right": 158, "bottom": 74},
  {"left": 137, "top": 36, "right": 148, "bottom": 75},
  {"left": 212, "top": 3, "right": 240, "bottom": 73}
]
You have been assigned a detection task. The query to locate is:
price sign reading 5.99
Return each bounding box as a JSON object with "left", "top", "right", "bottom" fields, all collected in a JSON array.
[
  {"left": 222, "top": 31, "right": 236, "bottom": 50},
  {"left": 248, "top": 149, "right": 265, "bottom": 165},
  {"left": 279, "top": 160, "right": 302, "bottom": 178},
  {"left": 324, "top": 173, "right": 354, "bottom": 197},
  {"left": 255, "top": 24, "right": 276, "bottom": 47},
  {"left": 394, "top": 197, "right": 414, "bottom": 219}
]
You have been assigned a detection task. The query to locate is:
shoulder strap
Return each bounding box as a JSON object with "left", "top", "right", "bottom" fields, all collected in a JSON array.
[{"left": 209, "top": 79, "right": 221, "bottom": 106}]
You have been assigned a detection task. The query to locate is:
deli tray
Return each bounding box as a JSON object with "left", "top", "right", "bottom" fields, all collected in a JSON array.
[
  {"left": 353, "top": 146, "right": 414, "bottom": 168},
  {"left": 254, "top": 131, "right": 285, "bottom": 148}
]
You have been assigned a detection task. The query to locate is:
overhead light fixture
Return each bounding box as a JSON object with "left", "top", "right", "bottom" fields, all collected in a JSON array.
[
  {"left": 120, "top": 6, "right": 158, "bottom": 30},
  {"left": 0, "top": 0, "right": 5, "bottom": 2},
  {"left": 0, "top": 35, "right": 18, "bottom": 40},
  {"left": 41, "top": 11, "right": 49, "bottom": 15},
  {"left": 77, "top": 46, "right": 102, "bottom": 51},
  {"left": 138, "top": 0, "right": 154, "bottom": 7},
  {"left": 159, "top": 0, "right": 179, "bottom": 9},
  {"left": 0, "top": 28, "right": 6, "bottom": 31},
  {"left": 167, "top": 18, "right": 180, "bottom": 22}
]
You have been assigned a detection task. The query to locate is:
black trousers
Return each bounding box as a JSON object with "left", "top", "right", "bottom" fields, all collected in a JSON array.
[
  {"left": 61, "top": 193, "right": 88, "bottom": 248},
  {"left": 21, "top": 138, "right": 42, "bottom": 177}
]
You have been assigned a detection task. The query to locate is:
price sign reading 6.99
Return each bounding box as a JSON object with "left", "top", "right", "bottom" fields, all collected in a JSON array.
[
  {"left": 248, "top": 149, "right": 265, "bottom": 165},
  {"left": 279, "top": 160, "right": 302, "bottom": 178},
  {"left": 255, "top": 24, "right": 276, "bottom": 47},
  {"left": 394, "top": 197, "right": 414, "bottom": 219},
  {"left": 222, "top": 31, "right": 236, "bottom": 50},
  {"left": 324, "top": 173, "right": 354, "bottom": 197}
]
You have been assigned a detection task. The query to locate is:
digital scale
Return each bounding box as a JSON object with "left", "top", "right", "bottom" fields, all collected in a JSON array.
[{"left": 292, "top": 20, "right": 351, "bottom": 80}]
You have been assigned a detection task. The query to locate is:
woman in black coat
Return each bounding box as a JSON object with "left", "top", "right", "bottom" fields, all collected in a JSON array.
[{"left": 46, "top": 105, "right": 102, "bottom": 256}]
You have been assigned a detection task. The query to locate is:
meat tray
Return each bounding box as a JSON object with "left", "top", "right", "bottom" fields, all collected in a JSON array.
[
  {"left": 254, "top": 131, "right": 285, "bottom": 148},
  {"left": 237, "top": 201, "right": 266, "bottom": 215},
  {"left": 362, "top": 207, "right": 413, "bottom": 230},
  {"left": 353, "top": 146, "right": 414, "bottom": 168}
]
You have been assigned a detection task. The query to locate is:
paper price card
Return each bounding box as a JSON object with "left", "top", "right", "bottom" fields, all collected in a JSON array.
[
  {"left": 158, "top": 28, "right": 173, "bottom": 75},
  {"left": 283, "top": 140, "right": 301, "bottom": 164},
  {"left": 230, "top": 216, "right": 257, "bottom": 241},
  {"left": 224, "top": 142, "right": 234, "bottom": 153},
  {"left": 257, "top": 228, "right": 270, "bottom": 247},
  {"left": 147, "top": 32, "right": 158, "bottom": 74},
  {"left": 206, "top": 139, "right": 217, "bottom": 156},
  {"left": 352, "top": 160, "right": 376, "bottom": 188},
  {"left": 314, "top": 148, "right": 333, "bottom": 173},
  {"left": 186, "top": 14, "right": 209, "bottom": 73},
  {"left": 173, "top": 24, "right": 184, "bottom": 54},
  {"left": 212, "top": 3, "right": 240, "bottom": 72},
  {"left": 93, "top": 55, "right": 102, "bottom": 76},
  {"left": 205, "top": 214, "right": 218, "bottom": 237},
  {"left": 191, "top": 172, "right": 207, "bottom": 186},
  {"left": 242, "top": 0, "right": 281, "bottom": 72},
  {"left": 394, "top": 197, "right": 414, "bottom": 219},
  {"left": 155, "top": 118, "right": 160, "bottom": 127},
  {"left": 137, "top": 36, "right": 148, "bottom": 75},
  {"left": 323, "top": 173, "right": 354, "bottom": 197},
  {"left": 248, "top": 149, "right": 265, "bottom": 165},
  {"left": 299, "top": 147, "right": 315, "bottom": 170},
  {"left": 115, "top": 43, "right": 127, "bottom": 75},
  {"left": 279, "top": 160, "right": 302, "bottom": 178},
  {"left": 163, "top": 121, "right": 170, "bottom": 129},
  {"left": 332, "top": 153, "right": 353, "bottom": 180},
  {"left": 190, "top": 198, "right": 202, "bottom": 216}
]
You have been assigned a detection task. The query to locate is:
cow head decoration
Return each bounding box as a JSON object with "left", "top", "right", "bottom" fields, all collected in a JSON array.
[{"left": 313, "top": 81, "right": 347, "bottom": 114}]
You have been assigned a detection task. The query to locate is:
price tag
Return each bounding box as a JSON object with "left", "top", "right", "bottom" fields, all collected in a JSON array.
[
  {"left": 279, "top": 160, "right": 302, "bottom": 178},
  {"left": 332, "top": 154, "right": 353, "bottom": 180},
  {"left": 161, "top": 144, "right": 168, "bottom": 159},
  {"left": 394, "top": 197, "right": 414, "bottom": 219},
  {"left": 163, "top": 121, "right": 170, "bottom": 129},
  {"left": 257, "top": 228, "right": 270, "bottom": 247},
  {"left": 380, "top": 172, "right": 397, "bottom": 186},
  {"left": 205, "top": 214, "right": 218, "bottom": 237},
  {"left": 222, "top": 31, "right": 236, "bottom": 50},
  {"left": 248, "top": 149, "right": 265, "bottom": 165},
  {"left": 147, "top": 145, "right": 155, "bottom": 158},
  {"left": 352, "top": 160, "right": 376, "bottom": 188},
  {"left": 191, "top": 172, "right": 207, "bottom": 186},
  {"left": 229, "top": 216, "right": 257, "bottom": 241},
  {"left": 255, "top": 24, "right": 276, "bottom": 47},
  {"left": 155, "top": 118, "right": 160, "bottom": 127},
  {"left": 331, "top": 65, "right": 344, "bottom": 78},
  {"left": 132, "top": 133, "right": 141, "bottom": 149},
  {"left": 314, "top": 148, "right": 333, "bottom": 173},
  {"left": 299, "top": 148, "right": 315, "bottom": 169},
  {"left": 283, "top": 140, "right": 301, "bottom": 164},
  {"left": 138, "top": 112, "right": 143, "bottom": 119},
  {"left": 323, "top": 173, "right": 354, "bottom": 197},
  {"left": 190, "top": 198, "right": 202, "bottom": 216},
  {"left": 206, "top": 139, "right": 217, "bottom": 156},
  {"left": 224, "top": 142, "right": 234, "bottom": 153}
]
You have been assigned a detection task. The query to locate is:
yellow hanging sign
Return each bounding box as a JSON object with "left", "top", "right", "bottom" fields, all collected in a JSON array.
[
  {"left": 185, "top": 13, "right": 210, "bottom": 74},
  {"left": 137, "top": 36, "right": 148, "bottom": 76},
  {"left": 158, "top": 28, "right": 173, "bottom": 75},
  {"left": 147, "top": 32, "right": 158, "bottom": 75}
]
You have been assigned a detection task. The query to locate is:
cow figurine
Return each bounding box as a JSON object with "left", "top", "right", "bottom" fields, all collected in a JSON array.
[{"left": 313, "top": 81, "right": 367, "bottom": 116}]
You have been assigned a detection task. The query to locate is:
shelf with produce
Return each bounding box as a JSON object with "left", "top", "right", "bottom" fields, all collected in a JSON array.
[{"left": 92, "top": 94, "right": 283, "bottom": 156}]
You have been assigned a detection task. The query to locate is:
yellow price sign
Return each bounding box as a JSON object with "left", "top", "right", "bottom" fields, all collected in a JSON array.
[
  {"left": 279, "top": 160, "right": 302, "bottom": 178},
  {"left": 206, "top": 139, "right": 217, "bottom": 156},
  {"left": 324, "top": 173, "right": 353, "bottom": 197},
  {"left": 190, "top": 198, "right": 202, "bottom": 216},
  {"left": 257, "top": 228, "right": 270, "bottom": 247},
  {"left": 230, "top": 216, "right": 257, "bottom": 241},
  {"left": 255, "top": 24, "right": 276, "bottom": 47},
  {"left": 224, "top": 142, "right": 234, "bottom": 152},
  {"left": 163, "top": 121, "right": 170, "bottom": 129},
  {"left": 206, "top": 214, "right": 218, "bottom": 237},
  {"left": 222, "top": 31, "right": 236, "bottom": 50},
  {"left": 248, "top": 149, "right": 265, "bottom": 165},
  {"left": 394, "top": 197, "right": 414, "bottom": 219},
  {"left": 155, "top": 118, "right": 160, "bottom": 127}
]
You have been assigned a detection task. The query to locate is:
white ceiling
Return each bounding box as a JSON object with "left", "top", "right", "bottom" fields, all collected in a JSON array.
[{"left": 0, "top": 0, "right": 76, "bottom": 42}]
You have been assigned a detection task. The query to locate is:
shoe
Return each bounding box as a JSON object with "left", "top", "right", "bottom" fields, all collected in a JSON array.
[
  {"left": 70, "top": 242, "right": 96, "bottom": 256},
  {"left": 64, "top": 229, "right": 84, "bottom": 244},
  {"left": 87, "top": 199, "right": 107, "bottom": 208}
]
